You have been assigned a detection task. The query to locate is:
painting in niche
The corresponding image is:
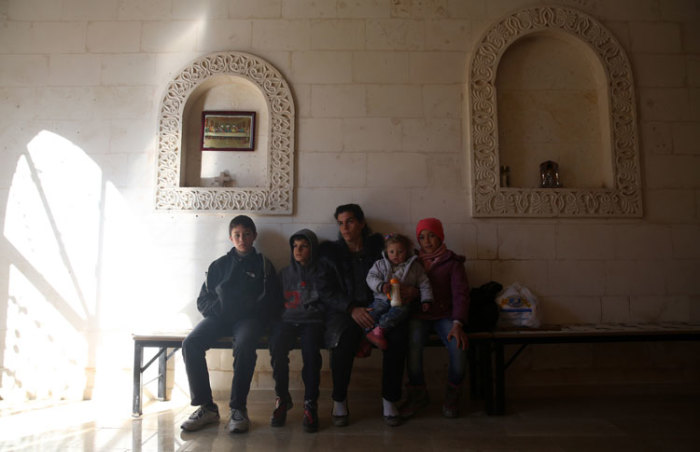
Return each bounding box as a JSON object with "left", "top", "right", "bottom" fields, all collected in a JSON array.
[{"left": 201, "top": 111, "right": 256, "bottom": 151}]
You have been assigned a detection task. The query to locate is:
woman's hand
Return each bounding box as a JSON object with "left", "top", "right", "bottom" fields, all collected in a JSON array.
[
  {"left": 351, "top": 307, "right": 375, "bottom": 330},
  {"left": 447, "top": 322, "right": 469, "bottom": 350}
]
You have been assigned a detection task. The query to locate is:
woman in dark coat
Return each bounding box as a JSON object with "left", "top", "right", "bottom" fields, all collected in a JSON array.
[{"left": 319, "top": 204, "right": 415, "bottom": 427}]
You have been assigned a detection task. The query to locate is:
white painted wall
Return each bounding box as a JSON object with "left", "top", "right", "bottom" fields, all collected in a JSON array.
[{"left": 0, "top": 0, "right": 698, "bottom": 406}]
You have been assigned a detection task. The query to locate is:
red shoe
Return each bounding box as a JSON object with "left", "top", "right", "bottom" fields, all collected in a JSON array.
[
  {"left": 355, "top": 337, "right": 373, "bottom": 358},
  {"left": 365, "top": 327, "right": 388, "bottom": 350}
]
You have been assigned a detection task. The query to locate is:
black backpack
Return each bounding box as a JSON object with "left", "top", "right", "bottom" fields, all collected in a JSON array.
[{"left": 466, "top": 281, "right": 502, "bottom": 332}]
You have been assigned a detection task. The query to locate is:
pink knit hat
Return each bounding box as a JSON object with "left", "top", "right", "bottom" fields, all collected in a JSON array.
[{"left": 415, "top": 217, "right": 444, "bottom": 242}]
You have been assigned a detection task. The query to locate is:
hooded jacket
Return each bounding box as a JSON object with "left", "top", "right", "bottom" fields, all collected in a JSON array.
[
  {"left": 196, "top": 247, "right": 279, "bottom": 323},
  {"left": 413, "top": 249, "right": 470, "bottom": 324},
  {"left": 279, "top": 229, "right": 331, "bottom": 324},
  {"left": 366, "top": 252, "right": 433, "bottom": 304}
]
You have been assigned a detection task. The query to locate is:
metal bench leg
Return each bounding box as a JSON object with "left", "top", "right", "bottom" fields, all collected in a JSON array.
[
  {"left": 480, "top": 340, "right": 495, "bottom": 414},
  {"left": 132, "top": 342, "right": 143, "bottom": 417},
  {"left": 493, "top": 342, "right": 505, "bottom": 415},
  {"left": 158, "top": 348, "right": 167, "bottom": 401}
]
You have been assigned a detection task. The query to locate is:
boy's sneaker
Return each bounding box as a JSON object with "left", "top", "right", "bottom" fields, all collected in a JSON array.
[
  {"left": 365, "top": 326, "right": 388, "bottom": 350},
  {"left": 180, "top": 405, "right": 220, "bottom": 431},
  {"left": 302, "top": 400, "right": 319, "bottom": 433},
  {"left": 227, "top": 408, "right": 250, "bottom": 433},
  {"left": 270, "top": 393, "right": 293, "bottom": 427}
]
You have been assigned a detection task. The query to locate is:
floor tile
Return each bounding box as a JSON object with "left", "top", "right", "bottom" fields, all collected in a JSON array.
[{"left": 1, "top": 391, "right": 698, "bottom": 451}]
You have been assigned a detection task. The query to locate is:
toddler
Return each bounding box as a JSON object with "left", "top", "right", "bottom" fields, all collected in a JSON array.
[{"left": 365, "top": 233, "right": 433, "bottom": 350}]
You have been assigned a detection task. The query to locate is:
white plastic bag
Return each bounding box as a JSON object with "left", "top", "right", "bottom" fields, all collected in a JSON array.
[{"left": 495, "top": 282, "right": 541, "bottom": 328}]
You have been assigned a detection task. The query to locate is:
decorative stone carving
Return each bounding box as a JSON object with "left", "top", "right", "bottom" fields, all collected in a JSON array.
[
  {"left": 469, "top": 6, "right": 642, "bottom": 217},
  {"left": 155, "top": 52, "right": 294, "bottom": 214}
]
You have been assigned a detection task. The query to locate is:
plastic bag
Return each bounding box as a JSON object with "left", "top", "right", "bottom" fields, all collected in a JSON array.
[{"left": 495, "top": 282, "right": 541, "bottom": 328}]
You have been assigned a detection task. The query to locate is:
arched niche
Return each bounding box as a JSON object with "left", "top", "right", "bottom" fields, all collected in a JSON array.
[
  {"left": 182, "top": 75, "right": 269, "bottom": 189},
  {"left": 155, "top": 52, "right": 294, "bottom": 214},
  {"left": 469, "top": 6, "right": 642, "bottom": 217}
]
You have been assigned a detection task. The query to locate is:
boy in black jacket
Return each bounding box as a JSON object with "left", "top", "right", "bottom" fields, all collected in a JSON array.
[{"left": 181, "top": 215, "right": 279, "bottom": 434}]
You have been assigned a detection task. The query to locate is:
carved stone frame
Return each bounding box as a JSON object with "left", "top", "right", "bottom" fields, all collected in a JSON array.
[
  {"left": 470, "top": 6, "right": 642, "bottom": 217},
  {"left": 155, "top": 52, "right": 294, "bottom": 214}
]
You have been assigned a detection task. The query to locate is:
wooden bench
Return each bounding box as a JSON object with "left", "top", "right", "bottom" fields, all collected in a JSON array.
[
  {"left": 133, "top": 323, "right": 700, "bottom": 417},
  {"left": 131, "top": 330, "right": 447, "bottom": 417},
  {"left": 467, "top": 322, "right": 700, "bottom": 415}
]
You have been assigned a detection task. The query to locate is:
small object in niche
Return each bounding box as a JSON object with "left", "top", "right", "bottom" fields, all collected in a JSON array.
[
  {"left": 213, "top": 171, "right": 234, "bottom": 187},
  {"left": 500, "top": 165, "right": 510, "bottom": 187},
  {"left": 539, "top": 160, "right": 562, "bottom": 188}
]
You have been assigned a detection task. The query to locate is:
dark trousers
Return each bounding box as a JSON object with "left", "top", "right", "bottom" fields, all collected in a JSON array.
[
  {"left": 269, "top": 321, "right": 324, "bottom": 402},
  {"left": 182, "top": 316, "right": 262, "bottom": 410},
  {"left": 330, "top": 320, "right": 407, "bottom": 403}
]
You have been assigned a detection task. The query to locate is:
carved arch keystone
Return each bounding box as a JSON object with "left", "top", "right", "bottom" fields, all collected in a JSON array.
[
  {"left": 469, "top": 6, "right": 642, "bottom": 217},
  {"left": 155, "top": 52, "right": 294, "bottom": 214}
]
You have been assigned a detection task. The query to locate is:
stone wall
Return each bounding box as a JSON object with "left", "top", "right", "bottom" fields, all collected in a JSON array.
[{"left": 0, "top": 0, "right": 698, "bottom": 405}]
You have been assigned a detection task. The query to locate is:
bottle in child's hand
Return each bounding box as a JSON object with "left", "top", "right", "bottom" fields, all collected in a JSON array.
[{"left": 389, "top": 278, "right": 402, "bottom": 307}]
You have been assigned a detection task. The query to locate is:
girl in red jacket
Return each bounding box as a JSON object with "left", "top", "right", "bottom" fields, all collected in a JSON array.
[{"left": 401, "top": 218, "right": 470, "bottom": 419}]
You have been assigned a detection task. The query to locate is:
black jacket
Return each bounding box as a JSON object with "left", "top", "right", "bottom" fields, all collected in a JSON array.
[
  {"left": 318, "top": 233, "right": 384, "bottom": 348},
  {"left": 196, "top": 247, "right": 279, "bottom": 324}
]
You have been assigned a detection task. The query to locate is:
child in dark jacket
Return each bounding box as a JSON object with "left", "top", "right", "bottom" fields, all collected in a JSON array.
[
  {"left": 181, "top": 215, "right": 279, "bottom": 434},
  {"left": 269, "top": 229, "right": 338, "bottom": 433}
]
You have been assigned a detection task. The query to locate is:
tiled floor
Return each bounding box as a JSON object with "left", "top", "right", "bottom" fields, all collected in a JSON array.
[{"left": 0, "top": 390, "right": 698, "bottom": 451}]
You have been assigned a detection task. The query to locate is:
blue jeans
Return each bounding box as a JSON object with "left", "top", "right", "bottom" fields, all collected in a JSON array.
[
  {"left": 368, "top": 298, "right": 409, "bottom": 331},
  {"left": 269, "top": 321, "right": 323, "bottom": 402},
  {"left": 182, "top": 316, "right": 262, "bottom": 410},
  {"left": 407, "top": 317, "right": 467, "bottom": 386}
]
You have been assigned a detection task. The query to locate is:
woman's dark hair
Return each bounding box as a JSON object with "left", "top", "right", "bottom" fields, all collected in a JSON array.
[
  {"left": 334, "top": 203, "right": 371, "bottom": 238},
  {"left": 229, "top": 215, "right": 257, "bottom": 235}
]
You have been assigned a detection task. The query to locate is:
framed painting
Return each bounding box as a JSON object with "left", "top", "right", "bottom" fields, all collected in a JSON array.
[{"left": 201, "top": 110, "right": 256, "bottom": 151}]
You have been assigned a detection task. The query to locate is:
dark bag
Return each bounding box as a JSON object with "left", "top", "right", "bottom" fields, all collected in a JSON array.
[{"left": 466, "top": 281, "right": 502, "bottom": 332}]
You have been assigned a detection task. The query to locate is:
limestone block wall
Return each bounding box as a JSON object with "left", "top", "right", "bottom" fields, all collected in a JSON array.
[{"left": 0, "top": 0, "right": 698, "bottom": 405}]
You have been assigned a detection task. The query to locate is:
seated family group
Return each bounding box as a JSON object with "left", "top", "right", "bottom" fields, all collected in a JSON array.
[{"left": 180, "top": 204, "right": 470, "bottom": 434}]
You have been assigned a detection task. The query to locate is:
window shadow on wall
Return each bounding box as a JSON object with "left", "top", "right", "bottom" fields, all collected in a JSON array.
[{"left": 0, "top": 130, "right": 158, "bottom": 406}]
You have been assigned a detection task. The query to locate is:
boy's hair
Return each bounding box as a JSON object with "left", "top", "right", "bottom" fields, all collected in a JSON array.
[
  {"left": 383, "top": 233, "right": 413, "bottom": 254},
  {"left": 333, "top": 203, "right": 371, "bottom": 238},
  {"left": 229, "top": 215, "right": 257, "bottom": 236},
  {"left": 291, "top": 235, "right": 309, "bottom": 245}
]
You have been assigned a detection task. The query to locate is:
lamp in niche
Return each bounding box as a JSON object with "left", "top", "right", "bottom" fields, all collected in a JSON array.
[
  {"left": 500, "top": 165, "right": 511, "bottom": 187},
  {"left": 539, "top": 160, "right": 562, "bottom": 188}
]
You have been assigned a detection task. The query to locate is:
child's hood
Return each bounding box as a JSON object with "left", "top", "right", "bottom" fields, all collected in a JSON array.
[{"left": 289, "top": 228, "right": 319, "bottom": 265}]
